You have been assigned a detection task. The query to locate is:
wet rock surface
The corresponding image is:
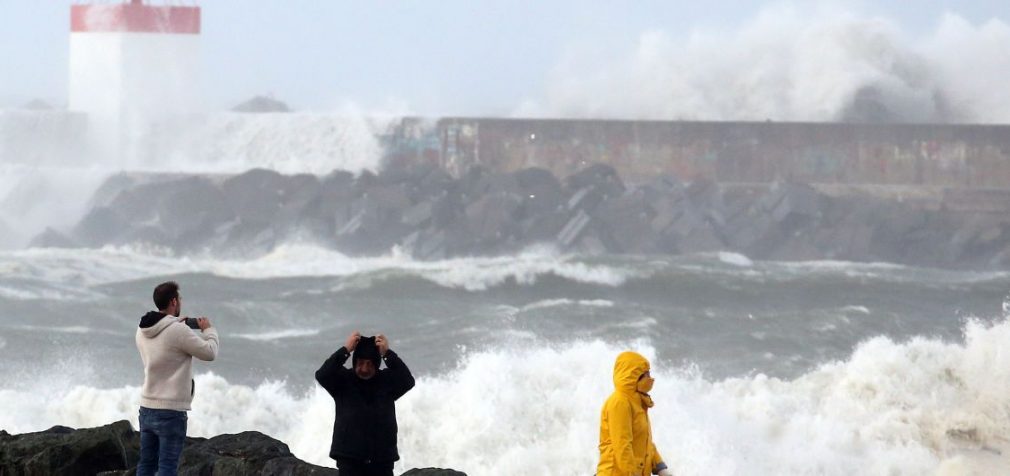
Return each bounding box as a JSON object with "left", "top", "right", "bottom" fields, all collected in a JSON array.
[
  {"left": 36, "top": 163, "right": 1010, "bottom": 269},
  {"left": 0, "top": 421, "right": 465, "bottom": 476}
]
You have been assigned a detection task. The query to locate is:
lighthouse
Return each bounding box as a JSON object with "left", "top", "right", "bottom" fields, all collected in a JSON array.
[{"left": 68, "top": 0, "right": 201, "bottom": 155}]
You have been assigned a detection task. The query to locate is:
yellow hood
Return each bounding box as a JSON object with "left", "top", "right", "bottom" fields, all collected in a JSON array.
[{"left": 613, "top": 351, "right": 650, "bottom": 394}]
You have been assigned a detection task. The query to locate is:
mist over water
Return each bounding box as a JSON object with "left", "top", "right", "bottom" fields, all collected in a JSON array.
[
  {"left": 0, "top": 110, "right": 388, "bottom": 249},
  {"left": 518, "top": 8, "right": 1010, "bottom": 123}
]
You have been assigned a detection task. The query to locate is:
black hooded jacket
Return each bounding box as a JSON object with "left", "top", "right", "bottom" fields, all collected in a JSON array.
[{"left": 315, "top": 344, "right": 415, "bottom": 463}]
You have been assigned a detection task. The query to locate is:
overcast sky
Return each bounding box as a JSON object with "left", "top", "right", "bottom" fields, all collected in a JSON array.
[{"left": 0, "top": 1, "right": 1005, "bottom": 115}]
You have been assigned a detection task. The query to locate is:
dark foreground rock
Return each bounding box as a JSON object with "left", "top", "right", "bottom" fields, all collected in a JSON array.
[
  {"left": 34, "top": 163, "right": 1010, "bottom": 269},
  {"left": 0, "top": 421, "right": 465, "bottom": 476},
  {"left": 0, "top": 420, "right": 138, "bottom": 476}
]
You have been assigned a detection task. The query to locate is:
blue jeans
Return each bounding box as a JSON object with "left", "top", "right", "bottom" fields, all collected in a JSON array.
[{"left": 137, "top": 407, "right": 188, "bottom": 476}]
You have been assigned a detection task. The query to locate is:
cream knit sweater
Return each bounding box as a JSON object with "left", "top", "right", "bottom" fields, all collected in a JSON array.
[{"left": 136, "top": 315, "right": 219, "bottom": 411}]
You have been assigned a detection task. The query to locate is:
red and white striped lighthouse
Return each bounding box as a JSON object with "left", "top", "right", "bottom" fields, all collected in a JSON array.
[{"left": 69, "top": 0, "right": 201, "bottom": 149}]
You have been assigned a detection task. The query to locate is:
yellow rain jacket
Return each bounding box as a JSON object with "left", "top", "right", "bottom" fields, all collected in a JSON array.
[{"left": 597, "top": 351, "right": 665, "bottom": 476}]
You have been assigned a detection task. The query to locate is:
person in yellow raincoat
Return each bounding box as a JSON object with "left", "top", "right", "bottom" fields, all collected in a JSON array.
[{"left": 597, "top": 351, "right": 673, "bottom": 476}]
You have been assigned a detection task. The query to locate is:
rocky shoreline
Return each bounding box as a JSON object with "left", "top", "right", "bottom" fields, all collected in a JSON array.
[
  {"left": 0, "top": 420, "right": 465, "bottom": 475},
  {"left": 32, "top": 162, "right": 1010, "bottom": 269}
]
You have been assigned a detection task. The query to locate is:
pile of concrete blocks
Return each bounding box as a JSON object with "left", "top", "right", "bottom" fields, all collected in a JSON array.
[{"left": 35, "top": 162, "right": 1010, "bottom": 269}]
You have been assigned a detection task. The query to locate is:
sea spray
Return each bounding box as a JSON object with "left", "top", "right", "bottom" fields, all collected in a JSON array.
[
  {"left": 519, "top": 7, "right": 1010, "bottom": 124},
  {"left": 3, "top": 320, "right": 1010, "bottom": 475},
  {"left": 0, "top": 111, "right": 389, "bottom": 248}
]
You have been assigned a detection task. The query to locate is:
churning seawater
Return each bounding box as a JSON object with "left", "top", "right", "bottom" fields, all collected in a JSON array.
[{"left": 1, "top": 245, "right": 1008, "bottom": 474}]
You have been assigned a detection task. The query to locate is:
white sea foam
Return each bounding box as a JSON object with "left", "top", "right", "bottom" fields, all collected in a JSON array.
[
  {"left": 717, "top": 252, "right": 754, "bottom": 267},
  {"left": 617, "top": 316, "right": 659, "bottom": 330},
  {"left": 3, "top": 243, "right": 1003, "bottom": 302},
  {"left": 521, "top": 298, "right": 616, "bottom": 312},
  {"left": 8, "top": 325, "right": 107, "bottom": 335},
  {"left": 0, "top": 285, "right": 50, "bottom": 301},
  {"left": 410, "top": 253, "right": 639, "bottom": 291},
  {"left": 0, "top": 245, "right": 645, "bottom": 295},
  {"left": 776, "top": 259, "right": 908, "bottom": 272},
  {"left": 840, "top": 305, "right": 872, "bottom": 315},
  {"left": 233, "top": 329, "right": 321, "bottom": 342},
  {"left": 3, "top": 320, "right": 1009, "bottom": 475},
  {"left": 579, "top": 299, "right": 616, "bottom": 308},
  {"left": 521, "top": 299, "right": 572, "bottom": 311}
]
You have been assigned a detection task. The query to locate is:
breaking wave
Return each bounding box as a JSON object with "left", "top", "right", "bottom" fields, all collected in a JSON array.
[
  {"left": 0, "top": 244, "right": 648, "bottom": 296},
  {"left": 0, "top": 111, "right": 388, "bottom": 249},
  {"left": 3, "top": 244, "right": 1009, "bottom": 304},
  {"left": 518, "top": 7, "right": 1010, "bottom": 124},
  {"left": 2, "top": 318, "right": 1009, "bottom": 475}
]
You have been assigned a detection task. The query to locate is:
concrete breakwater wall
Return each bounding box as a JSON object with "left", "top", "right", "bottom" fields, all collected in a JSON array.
[
  {"left": 4, "top": 110, "right": 1010, "bottom": 188},
  {"left": 7, "top": 110, "right": 1010, "bottom": 187},
  {"left": 385, "top": 118, "right": 1010, "bottom": 187},
  {"left": 33, "top": 163, "right": 1010, "bottom": 269}
]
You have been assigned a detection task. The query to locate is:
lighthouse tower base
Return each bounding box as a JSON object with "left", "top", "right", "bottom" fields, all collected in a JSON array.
[{"left": 68, "top": 2, "right": 201, "bottom": 162}]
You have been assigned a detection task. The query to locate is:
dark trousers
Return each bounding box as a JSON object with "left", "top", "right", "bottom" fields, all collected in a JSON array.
[
  {"left": 136, "top": 407, "right": 187, "bottom": 476},
  {"left": 336, "top": 458, "right": 394, "bottom": 476}
]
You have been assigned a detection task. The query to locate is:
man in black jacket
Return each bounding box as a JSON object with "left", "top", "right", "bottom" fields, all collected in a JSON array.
[{"left": 315, "top": 331, "right": 415, "bottom": 476}]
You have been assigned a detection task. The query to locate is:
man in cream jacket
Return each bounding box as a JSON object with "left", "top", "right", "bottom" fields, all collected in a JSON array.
[{"left": 135, "top": 281, "right": 219, "bottom": 476}]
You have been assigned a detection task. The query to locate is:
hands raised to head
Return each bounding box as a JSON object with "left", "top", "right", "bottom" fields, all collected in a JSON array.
[
  {"left": 345, "top": 331, "right": 389, "bottom": 355},
  {"left": 345, "top": 331, "right": 361, "bottom": 352}
]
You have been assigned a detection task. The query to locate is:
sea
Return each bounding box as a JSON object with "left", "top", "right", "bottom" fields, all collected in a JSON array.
[
  {"left": 1, "top": 245, "right": 1009, "bottom": 475},
  {"left": 1, "top": 113, "right": 1009, "bottom": 475}
]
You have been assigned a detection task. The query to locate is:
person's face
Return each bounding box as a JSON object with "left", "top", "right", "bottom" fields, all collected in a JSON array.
[
  {"left": 637, "top": 370, "right": 654, "bottom": 393},
  {"left": 354, "top": 359, "right": 376, "bottom": 380}
]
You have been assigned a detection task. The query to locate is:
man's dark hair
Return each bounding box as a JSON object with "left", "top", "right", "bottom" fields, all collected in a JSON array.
[{"left": 153, "top": 281, "right": 180, "bottom": 311}]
